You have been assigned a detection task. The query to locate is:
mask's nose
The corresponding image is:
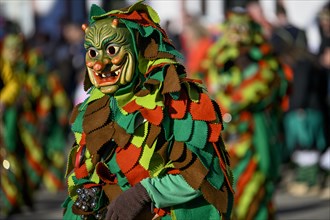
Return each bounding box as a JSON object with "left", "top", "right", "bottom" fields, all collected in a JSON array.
[
  {"left": 89, "top": 57, "right": 111, "bottom": 72},
  {"left": 93, "top": 61, "right": 104, "bottom": 71}
]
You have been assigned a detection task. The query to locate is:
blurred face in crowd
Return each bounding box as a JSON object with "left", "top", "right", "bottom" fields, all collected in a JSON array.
[
  {"left": 63, "top": 23, "right": 84, "bottom": 45},
  {"left": 84, "top": 17, "right": 135, "bottom": 94},
  {"left": 1, "top": 34, "right": 23, "bottom": 66},
  {"left": 223, "top": 13, "right": 251, "bottom": 46},
  {"left": 246, "top": 2, "right": 264, "bottom": 24}
]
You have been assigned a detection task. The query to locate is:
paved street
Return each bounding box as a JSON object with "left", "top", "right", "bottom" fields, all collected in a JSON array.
[
  {"left": 275, "top": 187, "right": 330, "bottom": 220},
  {"left": 1, "top": 185, "right": 329, "bottom": 220},
  {"left": 0, "top": 189, "right": 66, "bottom": 220}
]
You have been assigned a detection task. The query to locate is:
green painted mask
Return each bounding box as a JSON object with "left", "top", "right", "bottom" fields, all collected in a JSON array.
[
  {"left": 84, "top": 17, "right": 135, "bottom": 94},
  {"left": 2, "top": 34, "right": 23, "bottom": 66},
  {"left": 223, "top": 13, "right": 251, "bottom": 46}
]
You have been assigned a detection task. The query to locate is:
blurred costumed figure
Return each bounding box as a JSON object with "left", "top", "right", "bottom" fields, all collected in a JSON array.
[
  {"left": 0, "top": 31, "right": 36, "bottom": 216},
  {"left": 62, "top": 1, "right": 234, "bottom": 220},
  {"left": 194, "top": 9, "right": 291, "bottom": 220},
  {"left": 0, "top": 33, "right": 20, "bottom": 216},
  {"left": 0, "top": 28, "right": 70, "bottom": 217}
]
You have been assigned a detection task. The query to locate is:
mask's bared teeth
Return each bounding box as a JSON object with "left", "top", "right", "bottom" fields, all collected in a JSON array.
[
  {"left": 102, "top": 74, "right": 106, "bottom": 78},
  {"left": 95, "top": 72, "right": 99, "bottom": 76}
]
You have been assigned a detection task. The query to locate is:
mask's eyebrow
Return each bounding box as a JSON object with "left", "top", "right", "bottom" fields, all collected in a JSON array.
[
  {"left": 84, "top": 33, "right": 117, "bottom": 49},
  {"left": 84, "top": 41, "right": 93, "bottom": 49},
  {"left": 102, "top": 33, "right": 117, "bottom": 48}
]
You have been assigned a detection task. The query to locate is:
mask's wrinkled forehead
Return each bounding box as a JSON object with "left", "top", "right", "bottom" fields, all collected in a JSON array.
[{"left": 84, "top": 18, "right": 131, "bottom": 50}]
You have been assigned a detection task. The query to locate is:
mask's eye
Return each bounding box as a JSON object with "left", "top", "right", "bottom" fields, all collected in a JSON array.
[
  {"left": 106, "top": 45, "right": 119, "bottom": 56},
  {"left": 88, "top": 48, "right": 98, "bottom": 58}
]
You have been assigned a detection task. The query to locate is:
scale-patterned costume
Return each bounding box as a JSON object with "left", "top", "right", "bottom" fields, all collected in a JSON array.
[{"left": 62, "top": 1, "right": 233, "bottom": 220}]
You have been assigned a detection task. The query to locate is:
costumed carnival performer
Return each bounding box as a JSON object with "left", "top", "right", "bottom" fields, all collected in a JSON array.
[
  {"left": 192, "top": 8, "right": 291, "bottom": 220},
  {"left": 62, "top": 1, "right": 234, "bottom": 220},
  {"left": 0, "top": 33, "right": 20, "bottom": 216}
]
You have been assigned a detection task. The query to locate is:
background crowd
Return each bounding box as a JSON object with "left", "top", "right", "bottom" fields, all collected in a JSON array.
[{"left": 0, "top": 0, "right": 329, "bottom": 219}]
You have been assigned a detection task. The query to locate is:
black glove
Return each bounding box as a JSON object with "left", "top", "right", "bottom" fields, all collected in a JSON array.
[{"left": 106, "top": 183, "right": 152, "bottom": 220}]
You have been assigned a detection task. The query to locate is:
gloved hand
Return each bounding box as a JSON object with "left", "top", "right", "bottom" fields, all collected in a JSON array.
[{"left": 106, "top": 183, "right": 152, "bottom": 220}]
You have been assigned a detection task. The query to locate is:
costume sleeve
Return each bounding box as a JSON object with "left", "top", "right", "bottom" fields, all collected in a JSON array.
[{"left": 140, "top": 174, "right": 201, "bottom": 208}]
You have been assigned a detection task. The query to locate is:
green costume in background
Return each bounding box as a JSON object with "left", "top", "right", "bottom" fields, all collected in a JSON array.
[
  {"left": 193, "top": 10, "right": 290, "bottom": 220},
  {"left": 0, "top": 33, "right": 34, "bottom": 215},
  {"left": 62, "top": 1, "right": 234, "bottom": 219},
  {"left": 0, "top": 33, "right": 70, "bottom": 216}
]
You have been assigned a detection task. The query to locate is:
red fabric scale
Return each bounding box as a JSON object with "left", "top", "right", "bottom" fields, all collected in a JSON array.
[
  {"left": 125, "top": 164, "right": 150, "bottom": 186},
  {"left": 116, "top": 144, "right": 150, "bottom": 186},
  {"left": 189, "top": 93, "right": 217, "bottom": 121},
  {"left": 208, "top": 123, "right": 222, "bottom": 142},
  {"left": 74, "top": 163, "right": 89, "bottom": 179},
  {"left": 167, "top": 92, "right": 188, "bottom": 119},
  {"left": 123, "top": 100, "right": 163, "bottom": 126},
  {"left": 115, "top": 144, "right": 142, "bottom": 174}
]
